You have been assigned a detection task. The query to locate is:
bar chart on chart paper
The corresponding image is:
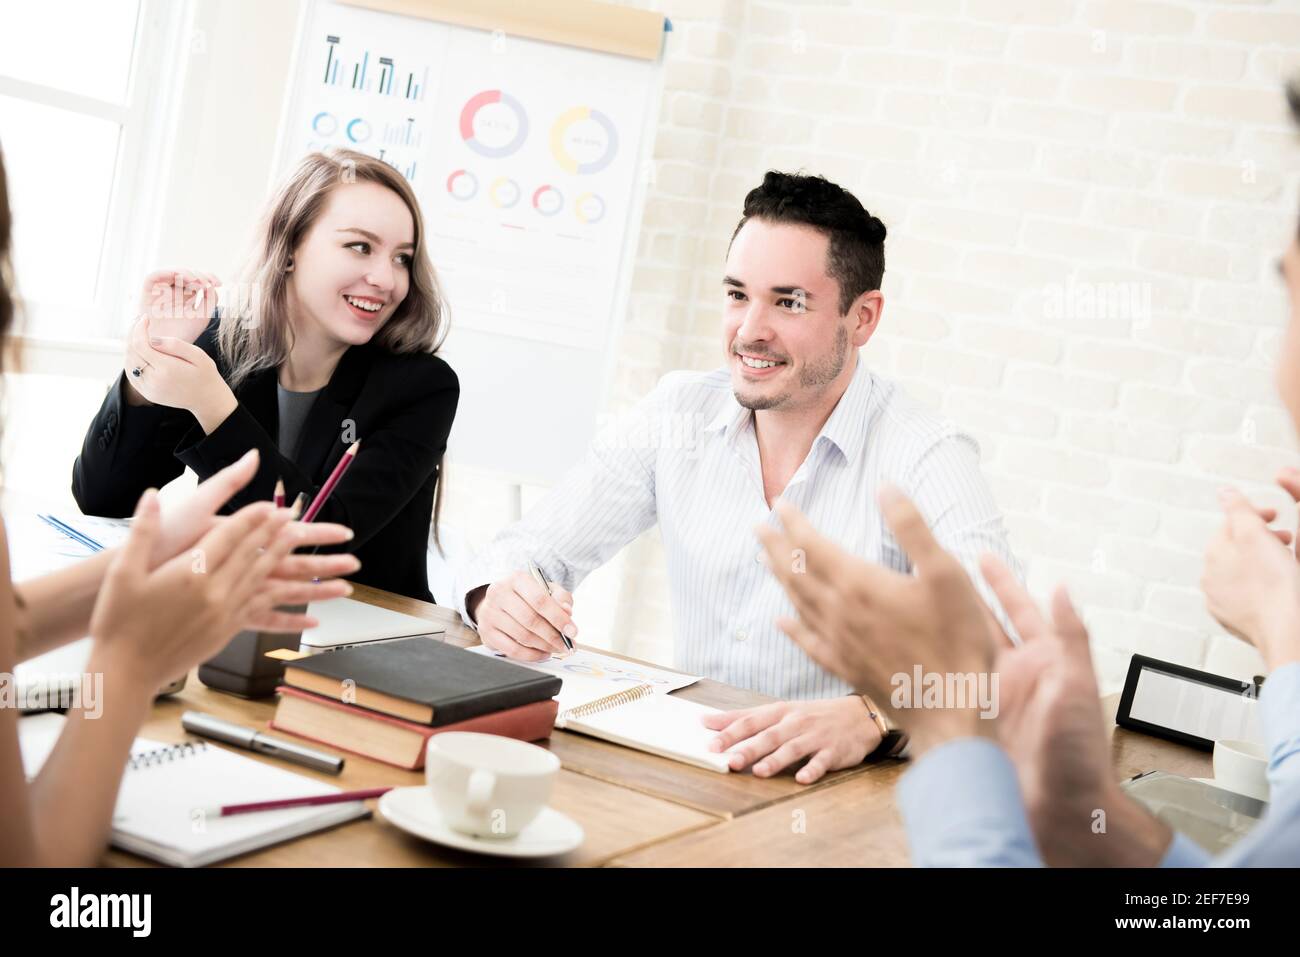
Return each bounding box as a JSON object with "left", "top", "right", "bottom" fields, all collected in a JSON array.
[
  {"left": 319, "top": 33, "right": 429, "bottom": 99},
  {"left": 287, "top": 4, "right": 450, "bottom": 189}
]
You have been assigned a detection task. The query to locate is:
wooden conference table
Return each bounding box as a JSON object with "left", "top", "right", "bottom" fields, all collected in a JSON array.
[{"left": 106, "top": 585, "right": 1213, "bottom": 868}]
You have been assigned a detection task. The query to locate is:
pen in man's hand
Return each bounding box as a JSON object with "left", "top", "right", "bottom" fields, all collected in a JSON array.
[{"left": 527, "top": 560, "right": 573, "bottom": 652}]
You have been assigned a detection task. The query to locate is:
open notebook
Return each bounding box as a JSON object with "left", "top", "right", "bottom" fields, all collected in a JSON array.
[
  {"left": 19, "top": 714, "right": 369, "bottom": 867},
  {"left": 555, "top": 684, "right": 732, "bottom": 773}
]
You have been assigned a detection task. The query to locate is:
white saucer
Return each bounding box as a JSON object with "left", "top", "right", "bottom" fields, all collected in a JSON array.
[
  {"left": 1192, "top": 777, "right": 1269, "bottom": 802},
  {"left": 378, "top": 786, "right": 584, "bottom": 859}
]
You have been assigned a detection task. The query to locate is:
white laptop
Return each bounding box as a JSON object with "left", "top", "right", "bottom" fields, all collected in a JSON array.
[{"left": 297, "top": 597, "right": 447, "bottom": 653}]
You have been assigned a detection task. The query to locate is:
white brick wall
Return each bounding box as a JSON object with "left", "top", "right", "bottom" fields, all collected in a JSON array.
[
  {"left": 444, "top": 0, "right": 1300, "bottom": 693},
  {"left": 627, "top": 0, "right": 1300, "bottom": 688}
]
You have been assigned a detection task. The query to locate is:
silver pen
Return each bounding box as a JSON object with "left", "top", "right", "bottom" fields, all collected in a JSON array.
[
  {"left": 181, "top": 710, "right": 344, "bottom": 775},
  {"left": 526, "top": 559, "right": 573, "bottom": 652}
]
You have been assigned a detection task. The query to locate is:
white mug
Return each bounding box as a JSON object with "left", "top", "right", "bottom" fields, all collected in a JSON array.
[
  {"left": 1212, "top": 738, "right": 1269, "bottom": 803},
  {"left": 425, "top": 732, "right": 560, "bottom": 838}
]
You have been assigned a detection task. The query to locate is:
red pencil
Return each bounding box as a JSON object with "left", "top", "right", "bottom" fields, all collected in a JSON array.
[
  {"left": 198, "top": 786, "right": 392, "bottom": 818},
  {"left": 273, "top": 477, "right": 285, "bottom": 509},
  {"left": 302, "top": 440, "right": 360, "bottom": 523}
]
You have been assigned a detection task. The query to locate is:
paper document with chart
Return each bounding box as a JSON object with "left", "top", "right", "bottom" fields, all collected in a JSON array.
[
  {"left": 468, "top": 646, "right": 726, "bottom": 771},
  {"left": 466, "top": 645, "right": 699, "bottom": 712}
]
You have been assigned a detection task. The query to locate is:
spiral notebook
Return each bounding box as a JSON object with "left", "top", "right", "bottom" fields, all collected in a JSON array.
[
  {"left": 554, "top": 684, "right": 732, "bottom": 773},
  {"left": 19, "top": 714, "right": 369, "bottom": 867}
]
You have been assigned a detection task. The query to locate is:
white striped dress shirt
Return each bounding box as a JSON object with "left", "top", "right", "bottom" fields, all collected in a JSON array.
[{"left": 460, "top": 354, "right": 1020, "bottom": 701}]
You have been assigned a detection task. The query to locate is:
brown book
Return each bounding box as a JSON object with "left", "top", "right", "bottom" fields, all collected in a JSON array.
[{"left": 270, "top": 686, "right": 558, "bottom": 770}]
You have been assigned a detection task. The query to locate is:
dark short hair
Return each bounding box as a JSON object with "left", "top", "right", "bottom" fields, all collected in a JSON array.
[{"left": 731, "top": 170, "right": 887, "bottom": 315}]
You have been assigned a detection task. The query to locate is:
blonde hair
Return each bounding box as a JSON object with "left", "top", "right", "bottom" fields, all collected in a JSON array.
[
  {"left": 220, "top": 148, "right": 449, "bottom": 387},
  {"left": 222, "top": 149, "right": 451, "bottom": 551}
]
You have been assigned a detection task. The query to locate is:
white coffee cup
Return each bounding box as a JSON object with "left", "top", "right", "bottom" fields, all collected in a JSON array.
[
  {"left": 1212, "top": 738, "right": 1269, "bottom": 802},
  {"left": 425, "top": 732, "right": 560, "bottom": 838}
]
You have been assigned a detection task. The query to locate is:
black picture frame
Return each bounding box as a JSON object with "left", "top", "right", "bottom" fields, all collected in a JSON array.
[{"left": 1115, "top": 654, "right": 1257, "bottom": 752}]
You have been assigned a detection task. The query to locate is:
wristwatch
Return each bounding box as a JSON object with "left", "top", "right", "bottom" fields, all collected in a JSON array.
[{"left": 859, "top": 694, "right": 909, "bottom": 759}]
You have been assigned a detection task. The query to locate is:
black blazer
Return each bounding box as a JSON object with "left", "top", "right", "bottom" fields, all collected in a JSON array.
[{"left": 71, "top": 320, "right": 459, "bottom": 602}]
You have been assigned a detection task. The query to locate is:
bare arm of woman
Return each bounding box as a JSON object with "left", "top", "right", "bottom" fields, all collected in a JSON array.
[
  {"left": 11, "top": 550, "right": 114, "bottom": 661},
  {"left": 0, "top": 465, "right": 358, "bottom": 865},
  {"left": 0, "top": 518, "right": 155, "bottom": 865},
  {"left": 15, "top": 451, "right": 362, "bottom": 663}
]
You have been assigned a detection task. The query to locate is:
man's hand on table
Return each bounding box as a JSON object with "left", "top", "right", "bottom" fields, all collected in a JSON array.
[{"left": 701, "top": 696, "right": 882, "bottom": 784}]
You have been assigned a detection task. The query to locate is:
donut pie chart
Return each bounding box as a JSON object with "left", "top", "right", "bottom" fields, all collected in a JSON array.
[
  {"left": 446, "top": 169, "right": 478, "bottom": 201},
  {"left": 459, "top": 90, "right": 529, "bottom": 159},
  {"left": 550, "top": 106, "right": 618, "bottom": 175},
  {"left": 575, "top": 192, "right": 605, "bottom": 224},
  {"left": 490, "top": 177, "right": 521, "bottom": 208},
  {"left": 346, "top": 118, "right": 371, "bottom": 143},
  {"left": 532, "top": 185, "right": 563, "bottom": 216},
  {"left": 312, "top": 112, "right": 338, "bottom": 136}
]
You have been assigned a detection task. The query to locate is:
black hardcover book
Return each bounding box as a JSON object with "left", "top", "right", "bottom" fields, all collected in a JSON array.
[{"left": 284, "top": 639, "right": 562, "bottom": 726}]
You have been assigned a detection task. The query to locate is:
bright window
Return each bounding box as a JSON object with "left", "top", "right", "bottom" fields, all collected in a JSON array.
[{"left": 0, "top": 0, "right": 184, "bottom": 340}]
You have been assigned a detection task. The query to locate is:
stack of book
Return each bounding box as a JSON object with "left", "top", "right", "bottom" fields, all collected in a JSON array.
[{"left": 271, "top": 639, "right": 561, "bottom": 769}]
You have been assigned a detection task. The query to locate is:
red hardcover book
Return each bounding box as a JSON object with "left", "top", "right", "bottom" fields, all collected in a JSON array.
[{"left": 270, "top": 685, "right": 558, "bottom": 770}]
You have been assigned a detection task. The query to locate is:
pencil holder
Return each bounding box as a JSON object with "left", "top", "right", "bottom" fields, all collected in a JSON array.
[{"left": 197, "top": 604, "right": 308, "bottom": 698}]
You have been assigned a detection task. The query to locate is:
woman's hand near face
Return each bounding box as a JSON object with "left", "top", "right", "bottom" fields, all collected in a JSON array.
[
  {"left": 138, "top": 268, "right": 220, "bottom": 340},
  {"left": 122, "top": 314, "right": 237, "bottom": 429},
  {"left": 124, "top": 269, "right": 221, "bottom": 407}
]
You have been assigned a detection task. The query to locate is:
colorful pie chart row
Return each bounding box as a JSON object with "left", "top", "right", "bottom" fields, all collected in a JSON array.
[
  {"left": 444, "top": 171, "right": 605, "bottom": 223},
  {"left": 529, "top": 186, "right": 607, "bottom": 223},
  {"left": 312, "top": 112, "right": 373, "bottom": 144},
  {"left": 458, "top": 90, "right": 618, "bottom": 174}
]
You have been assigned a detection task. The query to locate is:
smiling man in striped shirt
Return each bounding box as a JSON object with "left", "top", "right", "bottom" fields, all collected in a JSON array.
[{"left": 460, "top": 170, "right": 1020, "bottom": 784}]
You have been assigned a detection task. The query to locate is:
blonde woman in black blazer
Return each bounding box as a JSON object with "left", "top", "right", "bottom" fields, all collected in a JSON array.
[{"left": 73, "top": 149, "right": 458, "bottom": 601}]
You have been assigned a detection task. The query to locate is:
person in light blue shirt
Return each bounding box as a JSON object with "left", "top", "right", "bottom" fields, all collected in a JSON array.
[
  {"left": 898, "top": 662, "right": 1300, "bottom": 868},
  {"left": 903, "top": 489, "right": 1300, "bottom": 868},
  {"left": 759, "top": 482, "right": 1300, "bottom": 868},
  {"left": 754, "top": 78, "right": 1300, "bottom": 869}
]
